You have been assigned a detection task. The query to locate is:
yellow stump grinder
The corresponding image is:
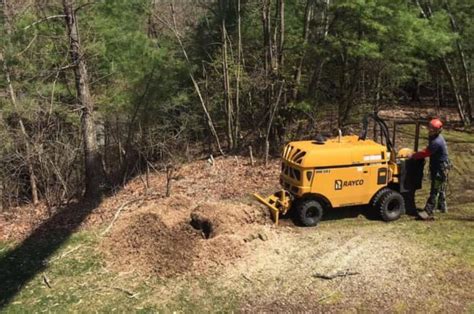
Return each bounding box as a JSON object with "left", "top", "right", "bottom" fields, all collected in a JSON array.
[{"left": 255, "top": 114, "right": 425, "bottom": 226}]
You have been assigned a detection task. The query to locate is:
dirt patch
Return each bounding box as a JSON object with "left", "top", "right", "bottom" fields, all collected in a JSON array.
[
  {"left": 190, "top": 202, "right": 269, "bottom": 238},
  {"left": 105, "top": 212, "right": 199, "bottom": 277},
  {"left": 0, "top": 204, "right": 51, "bottom": 242},
  {"left": 102, "top": 200, "right": 270, "bottom": 277},
  {"left": 219, "top": 224, "right": 474, "bottom": 312}
]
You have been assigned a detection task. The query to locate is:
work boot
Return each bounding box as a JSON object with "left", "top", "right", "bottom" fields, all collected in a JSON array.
[
  {"left": 417, "top": 209, "right": 435, "bottom": 220},
  {"left": 424, "top": 203, "right": 435, "bottom": 218},
  {"left": 426, "top": 210, "right": 435, "bottom": 220},
  {"left": 439, "top": 203, "right": 448, "bottom": 213}
]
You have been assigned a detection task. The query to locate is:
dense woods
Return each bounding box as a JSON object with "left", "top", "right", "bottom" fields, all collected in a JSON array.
[{"left": 1, "top": 0, "right": 473, "bottom": 208}]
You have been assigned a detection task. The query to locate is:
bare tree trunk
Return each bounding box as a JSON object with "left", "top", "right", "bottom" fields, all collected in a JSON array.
[
  {"left": 361, "top": 69, "right": 366, "bottom": 103},
  {"left": 445, "top": 2, "right": 472, "bottom": 121},
  {"left": 277, "top": 0, "right": 285, "bottom": 69},
  {"left": 1, "top": 1, "right": 39, "bottom": 206},
  {"left": 262, "top": 0, "right": 273, "bottom": 76},
  {"left": 234, "top": 0, "right": 242, "bottom": 146},
  {"left": 293, "top": 0, "right": 314, "bottom": 99},
  {"left": 0, "top": 181, "right": 3, "bottom": 212},
  {"left": 147, "top": 0, "right": 158, "bottom": 39},
  {"left": 262, "top": 0, "right": 272, "bottom": 163},
  {"left": 342, "top": 65, "right": 361, "bottom": 124},
  {"left": 63, "top": 0, "right": 107, "bottom": 199},
  {"left": 221, "top": 1, "right": 234, "bottom": 150},
  {"left": 103, "top": 120, "right": 109, "bottom": 174},
  {"left": 262, "top": 0, "right": 281, "bottom": 163},
  {"left": 117, "top": 116, "right": 124, "bottom": 166},
  {"left": 265, "top": 82, "right": 284, "bottom": 166},
  {"left": 249, "top": 146, "right": 255, "bottom": 166},
  {"left": 337, "top": 52, "right": 347, "bottom": 128},
  {"left": 374, "top": 70, "right": 381, "bottom": 111},
  {"left": 307, "top": 0, "right": 330, "bottom": 98},
  {"left": 308, "top": 60, "right": 326, "bottom": 98},
  {"left": 191, "top": 74, "right": 225, "bottom": 155},
  {"left": 321, "top": 0, "right": 331, "bottom": 38},
  {"left": 441, "top": 58, "right": 470, "bottom": 125}
]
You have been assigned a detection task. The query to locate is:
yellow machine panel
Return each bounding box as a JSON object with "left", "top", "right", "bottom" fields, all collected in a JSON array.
[
  {"left": 311, "top": 164, "right": 388, "bottom": 207},
  {"left": 279, "top": 135, "right": 389, "bottom": 208},
  {"left": 282, "top": 136, "right": 388, "bottom": 168}
]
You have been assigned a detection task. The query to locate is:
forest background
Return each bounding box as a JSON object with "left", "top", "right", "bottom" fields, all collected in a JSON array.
[{"left": 1, "top": 0, "right": 473, "bottom": 209}]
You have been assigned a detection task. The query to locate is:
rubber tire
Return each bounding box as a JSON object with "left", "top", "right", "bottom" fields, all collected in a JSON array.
[
  {"left": 378, "top": 189, "right": 405, "bottom": 222},
  {"left": 366, "top": 188, "right": 389, "bottom": 218},
  {"left": 371, "top": 187, "right": 389, "bottom": 208},
  {"left": 295, "top": 199, "right": 324, "bottom": 227}
]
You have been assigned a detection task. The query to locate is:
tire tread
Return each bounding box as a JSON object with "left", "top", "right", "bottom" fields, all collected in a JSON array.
[
  {"left": 378, "top": 189, "right": 405, "bottom": 222},
  {"left": 295, "top": 199, "right": 324, "bottom": 227}
]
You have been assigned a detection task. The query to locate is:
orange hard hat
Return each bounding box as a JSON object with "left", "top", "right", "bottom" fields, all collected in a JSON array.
[{"left": 429, "top": 118, "right": 443, "bottom": 130}]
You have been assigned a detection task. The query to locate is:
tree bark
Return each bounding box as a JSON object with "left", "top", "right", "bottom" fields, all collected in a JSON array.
[
  {"left": 445, "top": 2, "right": 472, "bottom": 122},
  {"left": 234, "top": 0, "right": 242, "bottom": 147},
  {"left": 63, "top": 0, "right": 107, "bottom": 199},
  {"left": 441, "top": 57, "right": 470, "bottom": 125},
  {"left": 262, "top": 0, "right": 274, "bottom": 163},
  {"left": 277, "top": 0, "right": 285, "bottom": 69},
  {"left": 265, "top": 82, "right": 284, "bottom": 166},
  {"left": 0, "top": 182, "right": 3, "bottom": 211},
  {"left": 374, "top": 70, "right": 381, "bottom": 111},
  {"left": 262, "top": 0, "right": 273, "bottom": 76},
  {"left": 321, "top": 0, "right": 331, "bottom": 38},
  {"left": 293, "top": 0, "right": 314, "bottom": 99},
  {"left": 221, "top": 1, "right": 234, "bottom": 150},
  {"left": 307, "top": 0, "right": 330, "bottom": 98}
]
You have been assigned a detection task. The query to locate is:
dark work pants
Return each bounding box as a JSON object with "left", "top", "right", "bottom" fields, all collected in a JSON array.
[{"left": 424, "top": 164, "right": 448, "bottom": 214}]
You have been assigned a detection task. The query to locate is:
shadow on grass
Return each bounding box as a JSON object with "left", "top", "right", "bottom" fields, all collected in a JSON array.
[
  {"left": 0, "top": 199, "right": 102, "bottom": 308},
  {"left": 277, "top": 205, "right": 386, "bottom": 227},
  {"left": 277, "top": 204, "right": 422, "bottom": 227},
  {"left": 447, "top": 216, "right": 474, "bottom": 222}
]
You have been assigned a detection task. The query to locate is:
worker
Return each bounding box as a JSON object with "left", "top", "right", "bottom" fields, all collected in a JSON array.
[{"left": 411, "top": 118, "right": 450, "bottom": 218}]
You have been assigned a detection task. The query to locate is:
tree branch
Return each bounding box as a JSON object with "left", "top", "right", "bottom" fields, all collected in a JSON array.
[
  {"left": 74, "top": 1, "right": 96, "bottom": 14},
  {"left": 23, "top": 15, "right": 66, "bottom": 30}
]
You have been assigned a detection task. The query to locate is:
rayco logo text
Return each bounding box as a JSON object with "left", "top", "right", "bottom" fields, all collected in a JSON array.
[{"left": 334, "top": 179, "right": 364, "bottom": 190}]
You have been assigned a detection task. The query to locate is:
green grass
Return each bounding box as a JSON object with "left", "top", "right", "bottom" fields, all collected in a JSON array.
[
  {"left": 397, "top": 124, "right": 474, "bottom": 144},
  {"left": 0, "top": 242, "right": 12, "bottom": 257},
  {"left": 400, "top": 202, "right": 474, "bottom": 267},
  {"left": 2, "top": 232, "right": 109, "bottom": 312},
  {"left": 0, "top": 231, "right": 240, "bottom": 313},
  {"left": 158, "top": 279, "right": 239, "bottom": 313}
]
